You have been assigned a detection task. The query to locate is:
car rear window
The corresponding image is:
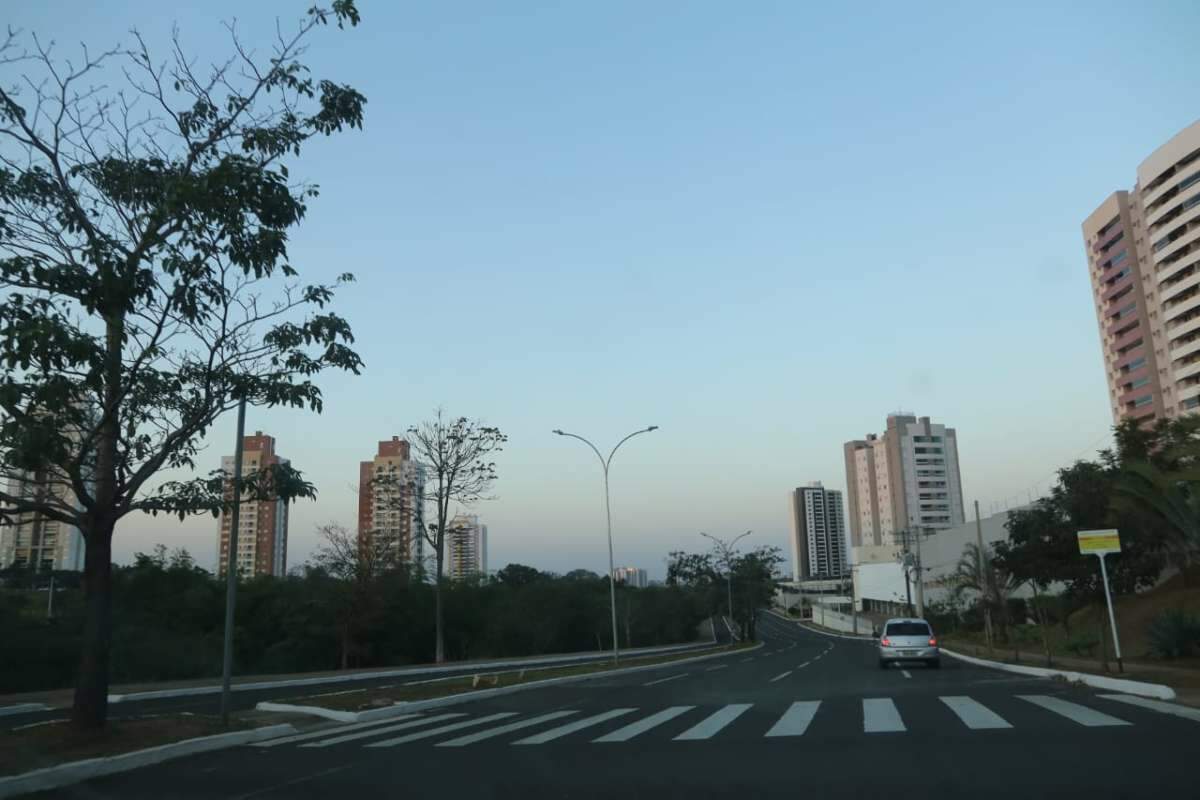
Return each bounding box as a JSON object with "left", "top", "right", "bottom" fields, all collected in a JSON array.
[{"left": 886, "top": 622, "right": 931, "bottom": 636}]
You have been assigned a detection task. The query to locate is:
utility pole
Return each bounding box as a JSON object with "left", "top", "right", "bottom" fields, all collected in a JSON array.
[
  {"left": 46, "top": 573, "right": 54, "bottom": 618},
  {"left": 913, "top": 526, "right": 925, "bottom": 618},
  {"left": 975, "top": 500, "right": 994, "bottom": 655},
  {"left": 220, "top": 398, "right": 248, "bottom": 727}
]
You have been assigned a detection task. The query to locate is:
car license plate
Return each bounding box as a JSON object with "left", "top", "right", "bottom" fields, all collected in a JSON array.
[{"left": 901, "top": 650, "right": 917, "bottom": 656}]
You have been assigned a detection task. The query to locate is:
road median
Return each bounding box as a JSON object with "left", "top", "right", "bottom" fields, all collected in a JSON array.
[{"left": 257, "top": 641, "right": 761, "bottom": 724}]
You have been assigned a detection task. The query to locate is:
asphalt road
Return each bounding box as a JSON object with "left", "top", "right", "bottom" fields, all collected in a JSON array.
[{"left": 36, "top": 611, "right": 1200, "bottom": 799}]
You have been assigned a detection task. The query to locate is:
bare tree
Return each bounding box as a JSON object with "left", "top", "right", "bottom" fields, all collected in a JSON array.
[
  {"left": 405, "top": 410, "right": 505, "bottom": 662},
  {"left": 0, "top": 2, "right": 365, "bottom": 728},
  {"left": 310, "top": 522, "right": 393, "bottom": 669}
]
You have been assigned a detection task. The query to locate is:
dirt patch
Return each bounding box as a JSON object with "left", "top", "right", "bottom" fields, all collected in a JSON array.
[
  {"left": 293, "top": 644, "right": 752, "bottom": 712},
  {"left": 0, "top": 715, "right": 250, "bottom": 777}
]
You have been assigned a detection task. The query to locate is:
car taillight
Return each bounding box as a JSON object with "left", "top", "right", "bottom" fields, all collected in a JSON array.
[
  {"left": 928, "top": 637, "right": 937, "bottom": 646},
  {"left": 880, "top": 637, "right": 891, "bottom": 647}
]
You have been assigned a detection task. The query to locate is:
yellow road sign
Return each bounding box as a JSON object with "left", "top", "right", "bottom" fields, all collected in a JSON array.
[{"left": 1077, "top": 529, "right": 1121, "bottom": 555}]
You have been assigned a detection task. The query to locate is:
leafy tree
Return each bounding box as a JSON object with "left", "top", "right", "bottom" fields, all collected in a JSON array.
[
  {"left": 404, "top": 410, "right": 506, "bottom": 662},
  {"left": 496, "top": 563, "right": 545, "bottom": 587},
  {"left": 729, "top": 546, "right": 784, "bottom": 641},
  {"left": 0, "top": 3, "right": 365, "bottom": 728},
  {"left": 950, "top": 542, "right": 1023, "bottom": 654}
]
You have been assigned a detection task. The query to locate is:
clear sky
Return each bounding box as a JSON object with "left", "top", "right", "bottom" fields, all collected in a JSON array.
[{"left": 10, "top": 1, "right": 1200, "bottom": 578}]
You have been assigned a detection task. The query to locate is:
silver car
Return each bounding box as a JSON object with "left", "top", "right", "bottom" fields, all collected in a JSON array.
[{"left": 875, "top": 617, "right": 939, "bottom": 669}]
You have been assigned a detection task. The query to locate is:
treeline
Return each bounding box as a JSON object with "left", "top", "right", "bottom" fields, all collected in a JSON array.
[{"left": 0, "top": 550, "right": 711, "bottom": 694}]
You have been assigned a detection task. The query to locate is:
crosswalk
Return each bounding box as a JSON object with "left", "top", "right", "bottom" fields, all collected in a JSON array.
[{"left": 251, "top": 693, "right": 1196, "bottom": 750}]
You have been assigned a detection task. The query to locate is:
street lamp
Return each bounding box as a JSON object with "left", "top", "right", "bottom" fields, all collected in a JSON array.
[
  {"left": 700, "top": 530, "right": 751, "bottom": 639},
  {"left": 553, "top": 425, "right": 658, "bottom": 664}
]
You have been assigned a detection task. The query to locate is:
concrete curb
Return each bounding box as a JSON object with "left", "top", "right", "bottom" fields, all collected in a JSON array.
[
  {"left": 0, "top": 703, "right": 49, "bottom": 718},
  {"left": 255, "top": 642, "right": 765, "bottom": 725},
  {"left": 940, "top": 648, "right": 1178, "bottom": 700},
  {"left": 0, "top": 723, "right": 294, "bottom": 799},
  {"left": 764, "top": 609, "right": 873, "bottom": 641},
  {"left": 103, "top": 641, "right": 707, "bottom": 704}
]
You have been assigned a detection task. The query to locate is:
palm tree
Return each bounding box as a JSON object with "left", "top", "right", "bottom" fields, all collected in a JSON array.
[
  {"left": 1114, "top": 461, "right": 1200, "bottom": 584},
  {"left": 950, "top": 542, "right": 1023, "bottom": 656}
]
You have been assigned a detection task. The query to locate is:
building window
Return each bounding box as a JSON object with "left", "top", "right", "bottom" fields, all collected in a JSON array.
[
  {"left": 1182, "top": 396, "right": 1200, "bottom": 411},
  {"left": 1132, "top": 394, "right": 1153, "bottom": 408},
  {"left": 1130, "top": 377, "right": 1151, "bottom": 390},
  {"left": 1125, "top": 356, "right": 1147, "bottom": 373}
]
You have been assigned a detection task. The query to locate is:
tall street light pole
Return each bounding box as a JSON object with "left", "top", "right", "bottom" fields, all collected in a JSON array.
[
  {"left": 700, "top": 531, "right": 751, "bottom": 639},
  {"left": 219, "top": 398, "right": 248, "bottom": 727},
  {"left": 553, "top": 425, "right": 658, "bottom": 664}
]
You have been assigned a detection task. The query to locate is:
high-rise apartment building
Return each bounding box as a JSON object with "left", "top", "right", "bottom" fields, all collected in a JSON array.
[
  {"left": 358, "top": 436, "right": 426, "bottom": 567},
  {"left": 0, "top": 470, "right": 85, "bottom": 572},
  {"left": 1083, "top": 121, "right": 1200, "bottom": 423},
  {"left": 613, "top": 566, "right": 648, "bottom": 588},
  {"left": 789, "top": 483, "right": 847, "bottom": 581},
  {"left": 843, "top": 414, "right": 965, "bottom": 548},
  {"left": 215, "top": 431, "right": 290, "bottom": 579},
  {"left": 445, "top": 513, "right": 487, "bottom": 580}
]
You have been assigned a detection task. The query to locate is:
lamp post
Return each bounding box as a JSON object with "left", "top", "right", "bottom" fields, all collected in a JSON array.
[
  {"left": 701, "top": 530, "right": 751, "bottom": 639},
  {"left": 553, "top": 425, "right": 658, "bottom": 664},
  {"left": 219, "top": 397, "right": 248, "bottom": 726}
]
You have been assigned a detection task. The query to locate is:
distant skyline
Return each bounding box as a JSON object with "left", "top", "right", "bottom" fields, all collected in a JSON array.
[{"left": 8, "top": 1, "right": 1200, "bottom": 578}]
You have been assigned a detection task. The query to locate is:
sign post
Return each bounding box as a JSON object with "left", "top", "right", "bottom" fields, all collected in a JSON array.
[{"left": 1077, "top": 529, "right": 1123, "bottom": 674}]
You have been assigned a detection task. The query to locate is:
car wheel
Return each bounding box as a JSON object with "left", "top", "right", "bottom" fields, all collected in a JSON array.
[
  {"left": 878, "top": 659, "right": 887, "bottom": 670},
  {"left": 928, "top": 658, "right": 941, "bottom": 669}
]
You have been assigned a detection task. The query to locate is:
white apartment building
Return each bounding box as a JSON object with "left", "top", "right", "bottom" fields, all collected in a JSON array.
[
  {"left": 789, "top": 482, "right": 848, "bottom": 581},
  {"left": 445, "top": 513, "right": 487, "bottom": 580},
  {"left": 613, "top": 566, "right": 648, "bottom": 588},
  {"left": 0, "top": 470, "right": 85, "bottom": 572},
  {"left": 844, "top": 414, "right": 965, "bottom": 548}
]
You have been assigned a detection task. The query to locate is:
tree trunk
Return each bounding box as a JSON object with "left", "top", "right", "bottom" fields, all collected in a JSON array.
[
  {"left": 434, "top": 545, "right": 445, "bottom": 663},
  {"left": 983, "top": 606, "right": 994, "bottom": 657},
  {"left": 340, "top": 623, "right": 350, "bottom": 670},
  {"left": 71, "top": 518, "right": 114, "bottom": 730},
  {"left": 1032, "top": 586, "right": 1052, "bottom": 667}
]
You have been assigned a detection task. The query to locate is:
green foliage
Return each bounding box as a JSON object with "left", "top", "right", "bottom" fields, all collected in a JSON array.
[
  {"left": 1146, "top": 609, "right": 1200, "bottom": 659},
  {"left": 0, "top": 555, "right": 711, "bottom": 692},
  {"left": 1064, "top": 631, "right": 1100, "bottom": 658}
]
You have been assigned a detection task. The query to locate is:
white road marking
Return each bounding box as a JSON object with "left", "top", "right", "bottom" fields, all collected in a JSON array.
[
  {"left": 765, "top": 701, "right": 821, "bottom": 737},
  {"left": 705, "top": 664, "right": 728, "bottom": 672},
  {"left": 593, "top": 706, "right": 694, "bottom": 742},
  {"left": 862, "top": 698, "right": 906, "bottom": 733},
  {"left": 673, "top": 704, "right": 753, "bottom": 740},
  {"left": 901, "top": 670, "right": 912, "bottom": 679},
  {"left": 436, "top": 711, "right": 578, "bottom": 747},
  {"left": 296, "top": 714, "right": 464, "bottom": 748},
  {"left": 1099, "top": 694, "right": 1200, "bottom": 722},
  {"left": 769, "top": 671, "right": 792, "bottom": 683},
  {"left": 740, "top": 657, "right": 755, "bottom": 663},
  {"left": 643, "top": 673, "right": 688, "bottom": 687},
  {"left": 365, "top": 713, "right": 519, "bottom": 747},
  {"left": 1018, "top": 695, "right": 1131, "bottom": 727},
  {"left": 940, "top": 696, "right": 1012, "bottom": 729},
  {"left": 513, "top": 709, "right": 637, "bottom": 744},
  {"left": 255, "top": 714, "right": 423, "bottom": 747}
]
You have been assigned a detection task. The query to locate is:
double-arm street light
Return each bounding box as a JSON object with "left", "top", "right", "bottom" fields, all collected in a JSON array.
[
  {"left": 700, "top": 530, "right": 751, "bottom": 638},
  {"left": 553, "top": 425, "right": 658, "bottom": 664}
]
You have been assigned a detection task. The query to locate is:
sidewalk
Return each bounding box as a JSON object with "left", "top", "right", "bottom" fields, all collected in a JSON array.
[{"left": 944, "top": 638, "right": 1200, "bottom": 707}]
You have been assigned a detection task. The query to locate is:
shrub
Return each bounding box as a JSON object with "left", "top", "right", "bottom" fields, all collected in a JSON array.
[
  {"left": 1147, "top": 609, "right": 1200, "bottom": 659},
  {"left": 1064, "top": 631, "right": 1099, "bottom": 657}
]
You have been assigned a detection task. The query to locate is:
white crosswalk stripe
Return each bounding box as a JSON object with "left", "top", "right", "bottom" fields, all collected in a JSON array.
[
  {"left": 940, "top": 696, "right": 1012, "bottom": 730},
  {"left": 1018, "top": 695, "right": 1131, "bottom": 727},
  {"left": 674, "top": 704, "right": 752, "bottom": 740},
  {"left": 593, "top": 706, "right": 694, "bottom": 742},
  {"left": 436, "top": 711, "right": 578, "bottom": 747},
  {"left": 297, "top": 713, "right": 465, "bottom": 748},
  {"left": 765, "top": 701, "right": 820, "bottom": 737},
  {"left": 1099, "top": 694, "right": 1200, "bottom": 722},
  {"left": 250, "top": 692, "right": 1171, "bottom": 749},
  {"left": 253, "top": 714, "right": 422, "bottom": 747},
  {"left": 365, "top": 712, "right": 519, "bottom": 747},
  {"left": 862, "top": 698, "right": 905, "bottom": 732},
  {"left": 513, "top": 708, "right": 637, "bottom": 745}
]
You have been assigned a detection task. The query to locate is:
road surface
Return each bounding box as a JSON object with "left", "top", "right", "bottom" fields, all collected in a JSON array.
[{"left": 37, "top": 611, "right": 1199, "bottom": 799}]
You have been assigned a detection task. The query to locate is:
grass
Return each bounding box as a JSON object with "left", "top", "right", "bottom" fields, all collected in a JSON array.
[
  {"left": 291, "top": 643, "right": 753, "bottom": 712},
  {"left": 0, "top": 714, "right": 251, "bottom": 778}
]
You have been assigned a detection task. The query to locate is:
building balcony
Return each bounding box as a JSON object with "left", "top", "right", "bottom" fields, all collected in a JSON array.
[
  {"left": 1101, "top": 274, "right": 1134, "bottom": 302},
  {"left": 1093, "top": 225, "right": 1125, "bottom": 254},
  {"left": 1128, "top": 403, "right": 1157, "bottom": 421},
  {"left": 1110, "top": 327, "right": 1144, "bottom": 353}
]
